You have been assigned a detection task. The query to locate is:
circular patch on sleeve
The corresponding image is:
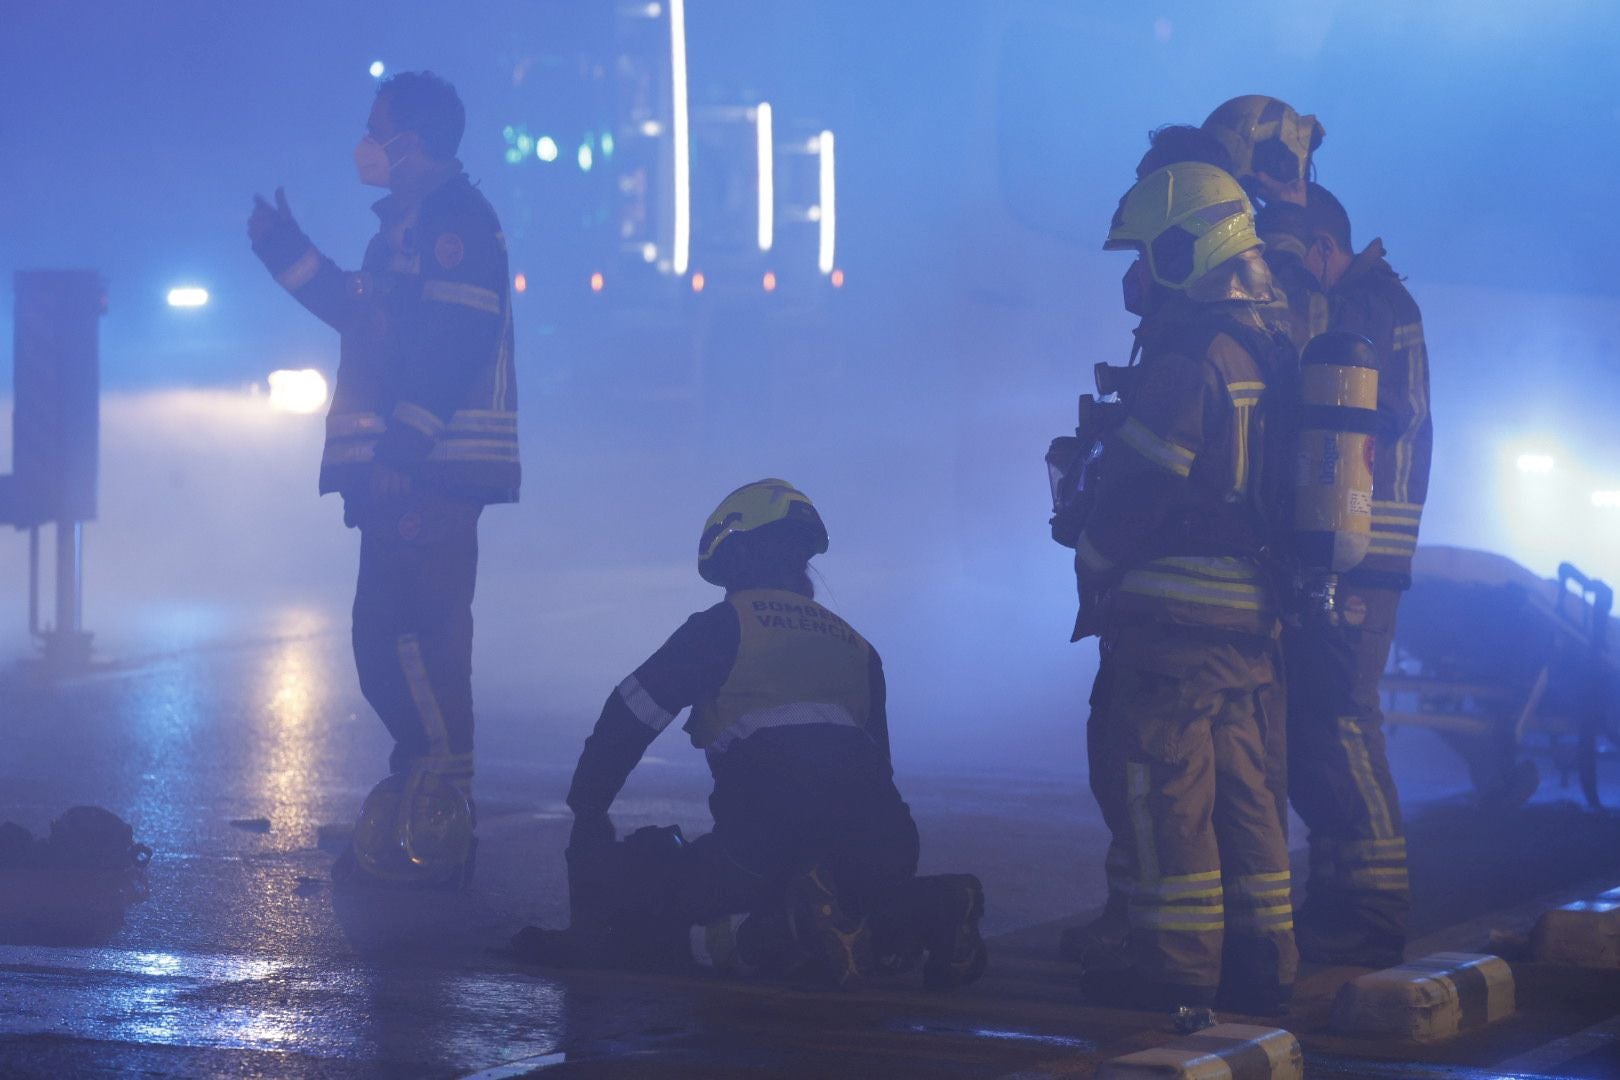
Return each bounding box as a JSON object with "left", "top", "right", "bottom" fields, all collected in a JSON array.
[
  {"left": 397, "top": 510, "right": 423, "bottom": 542},
  {"left": 1341, "top": 593, "right": 1368, "bottom": 627},
  {"left": 434, "top": 232, "right": 466, "bottom": 269}
]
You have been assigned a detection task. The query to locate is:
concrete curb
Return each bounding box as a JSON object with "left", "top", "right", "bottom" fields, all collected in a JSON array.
[
  {"left": 1093, "top": 1023, "right": 1302, "bottom": 1079},
  {"left": 1331, "top": 951, "right": 1515, "bottom": 1043},
  {"left": 1530, "top": 885, "right": 1620, "bottom": 968}
]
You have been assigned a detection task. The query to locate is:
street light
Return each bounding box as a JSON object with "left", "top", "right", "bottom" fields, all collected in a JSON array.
[{"left": 167, "top": 287, "right": 209, "bottom": 308}]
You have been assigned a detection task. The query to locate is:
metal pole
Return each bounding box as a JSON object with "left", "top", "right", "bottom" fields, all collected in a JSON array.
[
  {"left": 28, "top": 525, "right": 41, "bottom": 639},
  {"left": 45, "top": 519, "right": 91, "bottom": 672},
  {"left": 55, "top": 520, "right": 80, "bottom": 637}
]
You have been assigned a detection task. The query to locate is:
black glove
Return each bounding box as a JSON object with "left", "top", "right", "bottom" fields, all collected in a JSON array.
[{"left": 248, "top": 187, "right": 313, "bottom": 271}]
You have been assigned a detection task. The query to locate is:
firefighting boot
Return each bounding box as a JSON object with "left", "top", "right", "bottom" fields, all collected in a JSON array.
[
  {"left": 1059, "top": 888, "right": 1131, "bottom": 969},
  {"left": 735, "top": 908, "right": 801, "bottom": 974},
  {"left": 787, "top": 865, "right": 873, "bottom": 991},
  {"left": 690, "top": 909, "right": 802, "bottom": 978},
  {"left": 1295, "top": 914, "right": 1404, "bottom": 970},
  {"left": 913, "top": 873, "right": 988, "bottom": 990}
]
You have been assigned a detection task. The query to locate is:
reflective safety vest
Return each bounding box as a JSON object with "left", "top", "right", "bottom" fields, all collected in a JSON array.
[{"left": 685, "top": 589, "right": 873, "bottom": 755}]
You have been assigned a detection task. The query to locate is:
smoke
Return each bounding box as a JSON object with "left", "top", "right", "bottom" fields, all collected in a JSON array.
[{"left": 4, "top": 0, "right": 1618, "bottom": 798}]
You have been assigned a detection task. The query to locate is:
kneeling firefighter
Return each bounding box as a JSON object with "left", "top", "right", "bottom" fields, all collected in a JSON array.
[
  {"left": 1052, "top": 163, "right": 1298, "bottom": 1013},
  {"left": 512, "top": 480, "right": 987, "bottom": 990}
]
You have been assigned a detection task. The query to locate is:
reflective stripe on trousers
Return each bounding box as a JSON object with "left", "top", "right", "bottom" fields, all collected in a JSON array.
[
  {"left": 1097, "top": 624, "right": 1297, "bottom": 999},
  {"left": 353, "top": 494, "right": 481, "bottom": 797},
  {"left": 1285, "top": 587, "right": 1410, "bottom": 940}
]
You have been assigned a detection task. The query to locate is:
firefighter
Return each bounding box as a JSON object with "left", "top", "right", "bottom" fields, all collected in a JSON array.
[
  {"left": 1286, "top": 182, "right": 1431, "bottom": 966},
  {"left": 1202, "top": 95, "right": 1329, "bottom": 351},
  {"left": 1059, "top": 120, "right": 1284, "bottom": 975},
  {"left": 247, "top": 72, "right": 519, "bottom": 884},
  {"left": 513, "top": 480, "right": 987, "bottom": 991},
  {"left": 1075, "top": 163, "right": 1297, "bottom": 1014}
]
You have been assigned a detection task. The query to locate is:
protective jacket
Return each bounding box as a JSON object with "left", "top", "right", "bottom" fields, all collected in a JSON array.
[
  {"left": 567, "top": 589, "right": 890, "bottom": 817},
  {"left": 1074, "top": 253, "right": 1286, "bottom": 638},
  {"left": 252, "top": 169, "right": 520, "bottom": 504},
  {"left": 1330, "top": 239, "right": 1430, "bottom": 589}
]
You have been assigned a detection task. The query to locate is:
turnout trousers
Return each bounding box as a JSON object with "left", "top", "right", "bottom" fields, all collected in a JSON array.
[
  {"left": 1286, "top": 585, "right": 1409, "bottom": 964},
  {"left": 568, "top": 726, "right": 922, "bottom": 969},
  {"left": 1090, "top": 621, "right": 1296, "bottom": 1011},
  {"left": 350, "top": 491, "right": 482, "bottom": 800},
  {"left": 686, "top": 725, "right": 921, "bottom": 925}
]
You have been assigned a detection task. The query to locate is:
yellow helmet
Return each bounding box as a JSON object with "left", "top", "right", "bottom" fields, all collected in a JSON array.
[
  {"left": 1201, "top": 95, "right": 1324, "bottom": 189},
  {"left": 351, "top": 766, "right": 474, "bottom": 885},
  {"left": 1104, "top": 162, "right": 1260, "bottom": 290},
  {"left": 698, "top": 479, "right": 828, "bottom": 585}
]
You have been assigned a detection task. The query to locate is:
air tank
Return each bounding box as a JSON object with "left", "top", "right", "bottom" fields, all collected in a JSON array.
[{"left": 1294, "top": 330, "right": 1379, "bottom": 619}]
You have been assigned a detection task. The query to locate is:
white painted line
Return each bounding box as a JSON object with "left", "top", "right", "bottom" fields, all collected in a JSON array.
[
  {"left": 458, "top": 1051, "right": 568, "bottom": 1080},
  {"left": 0, "top": 944, "right": 285, "bottom": 982}
]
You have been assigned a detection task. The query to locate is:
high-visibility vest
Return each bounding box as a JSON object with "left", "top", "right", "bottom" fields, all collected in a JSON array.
[{"left": 685, "top": 589, "right": 873, "bottom": 755}]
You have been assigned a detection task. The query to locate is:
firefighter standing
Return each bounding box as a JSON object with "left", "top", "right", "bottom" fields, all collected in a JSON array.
[
  {"left": 1074, "top": 163, "right": 1297, "bottom": 1013},
  {"left": 516, "top": 480, "right": 987, "bottom": 991},
  {"left": 247, "top": 72, "right": 519, "bottom": 883},
  {"left": 1286, "top": 182, "right": 1431, "bottom": 966}
]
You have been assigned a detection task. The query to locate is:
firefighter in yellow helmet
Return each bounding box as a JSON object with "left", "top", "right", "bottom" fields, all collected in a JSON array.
[
  {"left": 511, "top": 480, "right": 987, "bottom": 991},
  {"left": 1071, "top": 163, "right": 1297, "bottom": 1013},
  {"left": 1202, "top": 95, "right": 1329, "bottom": 350}
]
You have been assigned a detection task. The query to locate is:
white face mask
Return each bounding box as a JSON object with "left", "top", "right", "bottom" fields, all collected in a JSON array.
[{"left": 354, "top": 133, "right": 405, "bottom": 188}]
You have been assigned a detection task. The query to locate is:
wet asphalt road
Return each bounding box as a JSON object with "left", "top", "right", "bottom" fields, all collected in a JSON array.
[
  {"left": 0, "top": 615, "right": 1099, "bottom": 1076},
  {"left": 2, "top": 615, "right": 1619, "bottom": 1078}
]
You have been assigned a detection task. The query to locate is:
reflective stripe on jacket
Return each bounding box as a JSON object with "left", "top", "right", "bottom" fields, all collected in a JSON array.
[{"left": 1075, "top": 275, "right": 1284, "bottom": 635}]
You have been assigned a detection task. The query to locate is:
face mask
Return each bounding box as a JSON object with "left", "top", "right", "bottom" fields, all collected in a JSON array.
[
  {"left": 1122, "top": 260, "right": 1152, "bottom": 316},
  {"left": 354, "top": 133, "right": 405, "bottom": 188}
]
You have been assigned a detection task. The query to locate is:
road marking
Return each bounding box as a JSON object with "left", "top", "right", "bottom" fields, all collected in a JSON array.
[
  {"left": 0, "top": 944, "right": 285, "bottom": 982},
  {"left": 458, "top": 1051, "right": 568, "bottom": 1079}
]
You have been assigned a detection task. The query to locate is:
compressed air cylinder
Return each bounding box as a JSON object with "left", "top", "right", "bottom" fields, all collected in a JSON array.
[{"left": 1294, "top": 331, "right": 1379, "bottom": 576}]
